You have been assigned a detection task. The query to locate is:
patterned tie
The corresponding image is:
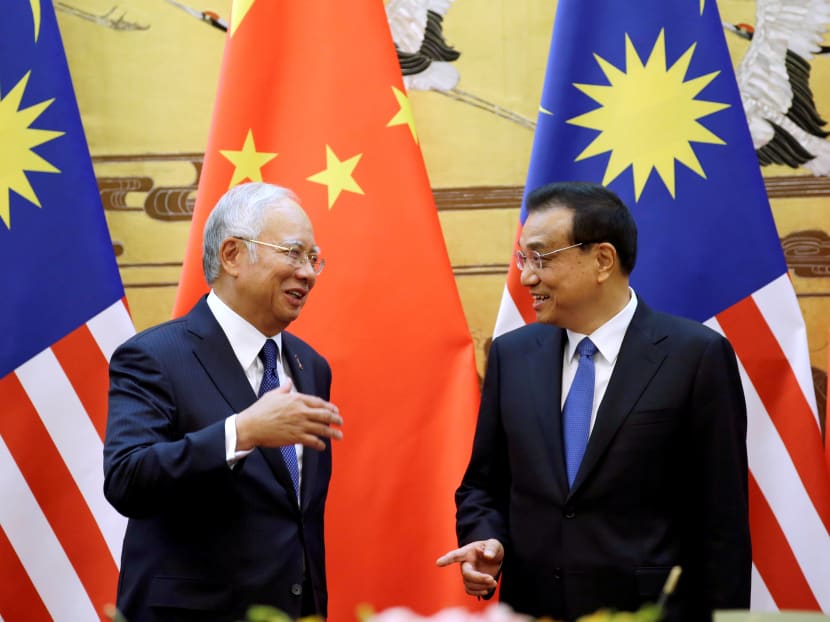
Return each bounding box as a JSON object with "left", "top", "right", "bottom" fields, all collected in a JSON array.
[
  {"left": 258, "top": 339, "right": 300, "bottom": 499},
  {"left": 562, "top": 337, "right": 598, "bottom": 488}
]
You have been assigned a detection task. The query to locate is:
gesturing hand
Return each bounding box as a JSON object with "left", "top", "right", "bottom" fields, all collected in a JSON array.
[
  {"left": 436, "top": 539, "right": 503, "bottom": 597},
  {"left": 236, "top": 379, "right": 342, "bottom": 451}
]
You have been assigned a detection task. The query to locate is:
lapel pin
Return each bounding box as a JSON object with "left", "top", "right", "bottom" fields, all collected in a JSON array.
[{"left": 294, "top": 354, "right": 304, "bottom": 371}]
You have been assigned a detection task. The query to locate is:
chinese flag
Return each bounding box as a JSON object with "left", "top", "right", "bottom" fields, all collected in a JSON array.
[{"left": 174, "top": 1, "right": 481, "bottom": 618}]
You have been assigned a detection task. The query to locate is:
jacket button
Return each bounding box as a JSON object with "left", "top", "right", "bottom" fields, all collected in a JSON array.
[
  {"left": 564, "top": 508, "right": 575, "bottom": 519},
  {"left": 553, "top": 567, "right": 561, "bottom": 580},
  {"left": 291, "top": 583, "right": 303, "bottom": 596}
]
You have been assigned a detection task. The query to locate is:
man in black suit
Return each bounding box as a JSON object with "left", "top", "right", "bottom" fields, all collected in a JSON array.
[
  {"left": 104, "top": 182, "right": 343, "bottom": 622},
  {"left": 438, "top": 181, "right": 751, "bottom": 621}
]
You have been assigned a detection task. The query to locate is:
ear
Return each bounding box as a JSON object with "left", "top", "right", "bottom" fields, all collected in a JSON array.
[
  {"left": 595, "top": 242, "right": 617, "bottom": 283},
  {"left": 220, "top": 237, "right": 245, "bottom": 277}
]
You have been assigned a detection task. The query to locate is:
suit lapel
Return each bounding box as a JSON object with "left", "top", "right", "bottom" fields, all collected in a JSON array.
[
  {"left": 188, "top": 300, "right": 301, "bottom": 507},
  {"left": 569, "top": 303, "right": 667, "bottom": 495},
  {"left": 529, "top": 327, "right": 570, "bottom": 498},
  {"left": 187, "top": 298, "right": 257, "bottom": 416},
  {"left": 283, "top": 333, "right": 319, "bottom": 511}
]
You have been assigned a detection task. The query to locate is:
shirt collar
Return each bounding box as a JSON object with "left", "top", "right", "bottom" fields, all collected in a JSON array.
[
  {"left": 565, "top": 288, "right": 638, "bottom": 364},
  {"left": 206, "top": 290, "right": 283, "bottom": 371}
]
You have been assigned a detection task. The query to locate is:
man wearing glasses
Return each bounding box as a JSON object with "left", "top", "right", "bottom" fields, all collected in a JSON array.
[
  {"left": 438, "top": 181, "right": 750, "bottom": 621},
  {"left": 104, "top": 182, "right": 343, "bottom": 622}
]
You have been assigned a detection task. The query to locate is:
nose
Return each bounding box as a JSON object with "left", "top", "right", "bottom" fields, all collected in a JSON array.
[
  {"left": 294, "top": 259, "right": 317, "bottom": 281},
  {"left": 519, "top": 263, "right": 539, "bottom": 287}
]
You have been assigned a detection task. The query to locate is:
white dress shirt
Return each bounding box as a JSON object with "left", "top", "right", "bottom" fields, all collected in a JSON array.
[
  {"left": 561, "top": 289, "right": 638, "bottom": 433},
  {"left": 206, "top": 291, "right": 303, "bottom": 475}
]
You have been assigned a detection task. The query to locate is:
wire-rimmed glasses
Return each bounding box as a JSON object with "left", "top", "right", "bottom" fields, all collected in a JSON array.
[
  {"left": 234, "top": 236, "right": 325, "bottom": 275},
  {"left": 514, "top": 242, "right": 583, "bottom": 271}
]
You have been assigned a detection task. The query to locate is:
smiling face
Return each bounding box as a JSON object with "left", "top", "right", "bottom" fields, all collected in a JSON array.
[
  {"left": 518, "top": 205, "right": 601, "bottom": 332},
  {"left": 221, "top": 201, "right": 319, "bottom": 335}
]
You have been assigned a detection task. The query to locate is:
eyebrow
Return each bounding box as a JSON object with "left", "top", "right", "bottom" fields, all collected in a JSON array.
[
  {"left": 279, "top": 239, "right": 321, "bottom": 253},
  {"left": 522, "top": 239, "right": 557, "bottom": 250}
]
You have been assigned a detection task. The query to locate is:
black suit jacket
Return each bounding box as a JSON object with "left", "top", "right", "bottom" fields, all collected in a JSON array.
[
  {"left": 456, "top": 301, "right": 751, "bottom": 621},
  {"left": 104, "top": 297, "right": 332, "bottom": 622}
]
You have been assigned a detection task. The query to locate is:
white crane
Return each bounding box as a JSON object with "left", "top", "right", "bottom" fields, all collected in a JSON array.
[
  {"left": 385, "top": 0, "right": 536, "bottom": 129},
  {"left": 727, "top": 0, "right": 830, "bottom": 175}
]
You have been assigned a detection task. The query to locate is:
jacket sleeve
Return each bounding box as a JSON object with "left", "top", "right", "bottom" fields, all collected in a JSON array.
[
  {"left": 691, "top": 334, "right": 752, "bottom": 610},
  {"left": 103, "top": 338, "right": 230, "bottom": 518},
  {"left": 455, "top": 338, "right": 511, "bottom": 548}
]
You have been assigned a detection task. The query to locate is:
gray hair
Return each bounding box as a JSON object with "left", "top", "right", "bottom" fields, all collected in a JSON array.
[{"left": 202, "top": 182, "right": 299, "bottom": 283}]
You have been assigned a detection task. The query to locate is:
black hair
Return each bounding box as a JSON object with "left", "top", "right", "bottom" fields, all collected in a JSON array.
[{"left": 526, "top": 181, "right": 637, "bottom": 274}]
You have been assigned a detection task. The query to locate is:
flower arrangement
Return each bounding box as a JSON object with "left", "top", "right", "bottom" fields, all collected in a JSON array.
[{"left": 240, "top": 602, "right": 663, "bottom": 622}]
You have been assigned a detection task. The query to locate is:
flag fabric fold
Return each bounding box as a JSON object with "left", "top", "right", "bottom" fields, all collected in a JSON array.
[
  {"left": 495, "top": 0, "right": 830, "bottom": 612},
  {"left": 174, "top": 1, "right": 481, "bottom": 618},
  {"left": 0, "top": 2, "right": 134, "bottom": 620}
]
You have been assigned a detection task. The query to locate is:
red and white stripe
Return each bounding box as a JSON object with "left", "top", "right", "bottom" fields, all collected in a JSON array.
[
  {"left": 496, "top": 271, "right": 830, "bottom": 611},
  {"left": 1, "top": 299, "right": 134, "bottom": 621}
]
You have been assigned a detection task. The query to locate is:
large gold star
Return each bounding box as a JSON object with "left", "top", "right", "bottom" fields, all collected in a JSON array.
[
  {"left": 387, "top": 86, "right": 418, "bottom": 143},
  {"left": 0, "top": 71, "right": 63, "bottom": 229},
  {"left": 219, "top": 129, "right": 277, "bottom": 188},
  {"left": 230, "top": 0, "right": 256, "bottom": 36},
  {"left": 567, "top": 30, "right": 727, "bottom": 200},
  {"left": 307, "top": 145, "right": 364, "bottom": 210}
]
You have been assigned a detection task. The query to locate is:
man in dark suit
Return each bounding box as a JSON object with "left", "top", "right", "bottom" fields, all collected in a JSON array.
[
  {"left": 104, "top": 182, "right": 343, "bottom": 622},
  {"left": 438, "top": 181, "right": 751, "bottom": 621}
]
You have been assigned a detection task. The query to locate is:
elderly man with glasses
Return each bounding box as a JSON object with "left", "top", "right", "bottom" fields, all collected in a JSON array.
[
  {"left": 104, "top": 182, "right": 342, "bottom": 622},
  {"left": 439, "top": 181, "right": 750, "bottom": 622}
]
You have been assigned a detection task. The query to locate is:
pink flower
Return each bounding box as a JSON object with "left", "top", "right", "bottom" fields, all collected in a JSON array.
[{"left": 367, "top": 604, "right": 535, "bottom": 622}]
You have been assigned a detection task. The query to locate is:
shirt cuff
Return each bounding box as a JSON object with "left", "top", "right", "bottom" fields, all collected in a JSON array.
[{"left": 225, "top": 414, "right": 254, "bottom": 468}]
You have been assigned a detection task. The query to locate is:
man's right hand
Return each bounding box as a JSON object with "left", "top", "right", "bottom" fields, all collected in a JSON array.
[
  {"left": 236, "top": 379, "right": 342, "bottom": 451},
  {"left": 436, "top": 539, "right": 504, "bottom": 597}
]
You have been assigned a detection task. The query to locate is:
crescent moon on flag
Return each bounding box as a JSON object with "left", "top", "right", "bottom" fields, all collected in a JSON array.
[{"left": 30, "top": 0, "right": 41, "bottom": 41}]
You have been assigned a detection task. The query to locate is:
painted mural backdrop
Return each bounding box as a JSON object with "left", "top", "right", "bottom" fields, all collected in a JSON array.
[{"left": 56, "top": 0, "right": 830, "bottom": 428}]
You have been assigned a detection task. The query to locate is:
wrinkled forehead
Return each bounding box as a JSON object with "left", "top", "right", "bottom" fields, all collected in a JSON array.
[
  {"left": 519, "top": 206, "right": 574, "bottom": 249},
  {"left": 261, "top": 202, "right": 318, "bottom": 248}
]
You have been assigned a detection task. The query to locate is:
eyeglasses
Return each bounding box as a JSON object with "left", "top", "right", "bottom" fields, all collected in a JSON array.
[
  {"left": 234, "top": 237, "right": 325, "bottom": 274},
  {"left": 514, "top": 242, "right": 583, "bottom": 271}
]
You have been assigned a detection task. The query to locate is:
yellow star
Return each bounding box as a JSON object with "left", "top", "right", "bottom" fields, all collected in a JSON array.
[
  {"left": 307, "top": 145, "right": 364, "bottom": 210},
  {"left": 219, "top": 129, "right": 277, "bottom": 188},
  {"left": 230, "top": 0, "right": 256, "bottom": 37},
  {"left": 567, "top": 30, "right": 727, "bottom": 200},
  {"left": 387, "top": 86, "right": 418, "bottom": 143},
  {"left": 0, "top": 71, "right": 63, "bottom": 229}
]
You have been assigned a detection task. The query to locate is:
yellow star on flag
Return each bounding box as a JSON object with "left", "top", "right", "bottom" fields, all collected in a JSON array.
[
  {"left": 387, "top": 86, "right": 418, "bottom": 143},
  {"left": 0, "top": 71, "right": 63, "bottom": 229},
  {"left": 230, "top": 0, "right": 256, "bottom": 36},
  {"left": 307, "top": 145, "right": 364, "bottom": 210},
  {"left": 219, "top": 129, "right": 277, "bottom": 188}
]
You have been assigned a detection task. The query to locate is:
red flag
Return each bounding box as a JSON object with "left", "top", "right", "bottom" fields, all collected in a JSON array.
[{"left": 174, "top": 1, "right": 481, "bottom": 618}]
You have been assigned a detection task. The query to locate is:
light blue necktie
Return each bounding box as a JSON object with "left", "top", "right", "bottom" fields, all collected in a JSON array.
[
  {"left": 562, "top": 337, "right": 597, "bottom": 488},
  {"left": 258, "top": 339, "right": 300, "bottom": 499}
]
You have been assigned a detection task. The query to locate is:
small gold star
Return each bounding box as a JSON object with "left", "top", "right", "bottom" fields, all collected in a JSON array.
[
  {"left": 307, "top": 145, "right": 364, "bottom": 210},
  {"left": 219, "top": 129, "right": 277, "bottom": 188},
  {"left": 387, "top": 86, "right": 418, "bottom": 143},
  {"left": 230, "top": 0, "right": 256, "bottom": 36}
]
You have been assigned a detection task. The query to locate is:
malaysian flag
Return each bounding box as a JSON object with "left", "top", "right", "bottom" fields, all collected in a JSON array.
[
  {"left": 495, "top": 0, "right": 830, "bottom": 611},
  {"left": 0, "top": 2, "right": 133, "bottom": 619}
]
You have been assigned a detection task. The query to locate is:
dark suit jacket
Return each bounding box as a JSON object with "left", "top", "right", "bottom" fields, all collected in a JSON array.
[
  {"left": 103, "top": 297, "right": 332, "bottom": 622},
  {"left": 456, "top": 301, "right": 751, "bottom": 622}
]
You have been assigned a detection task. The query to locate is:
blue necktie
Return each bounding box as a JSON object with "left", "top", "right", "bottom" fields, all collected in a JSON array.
[
  {"left": 562, "top": 337, "right": 598, "bottom": 488},
  {"left": 258, "top": 339, "right": 300, "bottom": 499}
]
